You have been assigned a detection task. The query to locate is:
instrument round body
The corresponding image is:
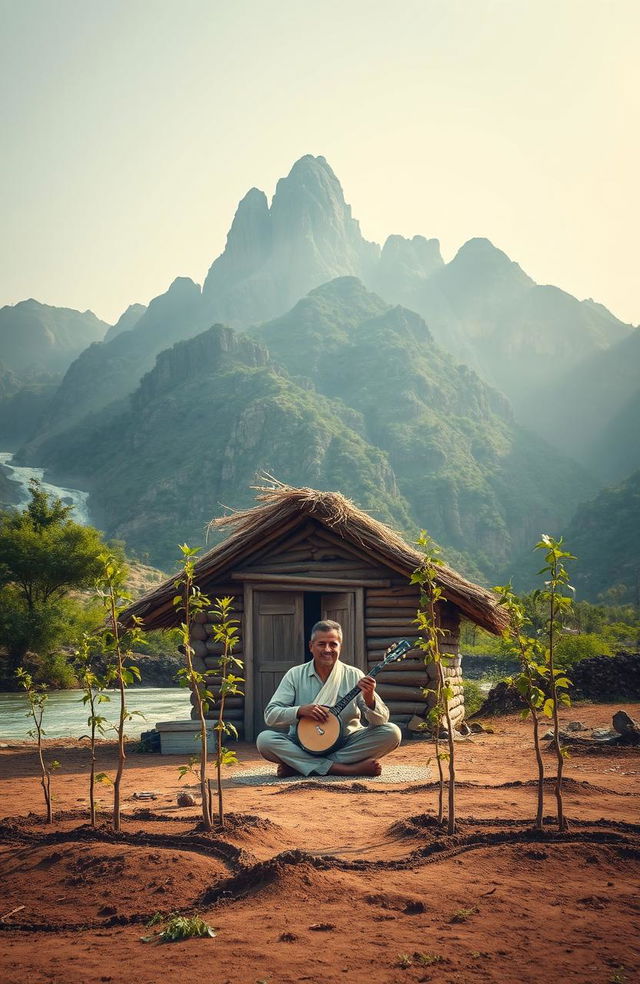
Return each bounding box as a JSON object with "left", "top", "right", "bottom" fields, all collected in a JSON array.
[{"left": 296, "top": 708, "right": 342, "bottom": 755}]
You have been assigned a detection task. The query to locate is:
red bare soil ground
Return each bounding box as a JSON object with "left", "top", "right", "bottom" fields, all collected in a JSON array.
[{"left": 1, "top": 702, "right": 638, "bottom": 984}]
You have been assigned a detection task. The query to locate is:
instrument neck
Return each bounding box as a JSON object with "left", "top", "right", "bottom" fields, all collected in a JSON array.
[{"left": 331, "top": 661, "right": 386, "bottom": 716}]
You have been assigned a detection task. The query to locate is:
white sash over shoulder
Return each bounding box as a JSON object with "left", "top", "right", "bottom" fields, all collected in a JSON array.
[{"left": 313, "top": 659, "right": 347, "bottom": 708}]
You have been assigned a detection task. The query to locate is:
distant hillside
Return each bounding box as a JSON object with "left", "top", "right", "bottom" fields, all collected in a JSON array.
[
  {"left": 0, "top": 299, "right": 108, "bottom": 374},
  {"left": 32, "top": 280, "right": 595, "bottom": 579},
  {"left": 509, "top": 470, "right": 640, "bottom": 604},
  {"left": 374, "top": 236, "right": 632, "bottom": 419},
  {"left": 256, "top": 277, "right": 595, "bottom": 573},
  {"left": 37, "top": 323, "right": 414, "bottom": 570},
  {"left": 19, "top": 278, "right": 209, "bottom": 459},
  {"left": 519, "top": 327, "right": 640, "bottom": 484},
  {"left": 103, "top": 303, "right": 147, "bottom": 342}
]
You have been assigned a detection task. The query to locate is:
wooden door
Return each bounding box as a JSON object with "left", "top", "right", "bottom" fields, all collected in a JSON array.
[
  {"left": 253, "top": 590, "right": 304, "bottom": 736},
  {"left": 321, "top": 591, "right": 356, "bottom": 665}
]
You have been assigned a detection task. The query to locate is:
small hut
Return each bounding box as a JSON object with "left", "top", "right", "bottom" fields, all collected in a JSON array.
[{"left": 123, "top": 483, "right": 508, "bottom": 743}]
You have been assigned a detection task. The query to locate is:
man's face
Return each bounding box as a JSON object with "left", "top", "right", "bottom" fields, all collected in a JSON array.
[{"left": 309, "top": 629, "right": 341, "bottom": 673}]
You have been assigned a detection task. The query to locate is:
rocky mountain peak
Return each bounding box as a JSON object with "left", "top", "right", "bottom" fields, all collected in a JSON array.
[
  {"left": 132, "top": 324, "right": 269, "bottom": 411},
  {"left": 221, "top": 187, "right": 271, "bottom": 267},
  {"left": 104, "top": 303, "right": 147, "bottom": 343},
  {"left": 375, "top": 235, "right": 444, "bottom": 302},
  {"left": 202, "top": 156, "right": 379, "bottom": 327},
  {"left": 449, "top": 238, "right": 532, "bottom": 284}
]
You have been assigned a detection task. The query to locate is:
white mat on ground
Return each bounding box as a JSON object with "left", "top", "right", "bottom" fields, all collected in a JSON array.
[{"left": 230, "top": 763, "right": 432, "bottom": 785}]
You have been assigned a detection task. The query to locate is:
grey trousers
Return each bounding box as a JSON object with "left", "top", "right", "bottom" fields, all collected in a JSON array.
[{"left": 256, "top": 723, "right": 402, "bottom": 776}]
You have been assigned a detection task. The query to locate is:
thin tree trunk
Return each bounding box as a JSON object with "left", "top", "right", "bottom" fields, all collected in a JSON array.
[
  {"left": 433, "top": 672, "right": 444, "bottom": 825},
  {"left": 216, "top": 651, "right": 229, "bottom": 827},
  {"left": 37, "top": 735, "right": 52, "bottom": 823},
  {"left": 439, "top": 663, "right": 456, "bottom": 835},
  {"left": 113, "top": 657, "right": 126, "bottom": 833},
  {"left": 187, "top": 644, "right": 212, "bottom": 830},
  {"left": 89, "top": 714, "right": 97, "bottom": 828},
  {"left": 110, "top": 594, "right": 126, "bottom": 833},
  {"left": 531, "top": 710, "right": 544, "bottom": 829},
  {"left": 549, "top": 592, "right": 567, "bottom": 831}
]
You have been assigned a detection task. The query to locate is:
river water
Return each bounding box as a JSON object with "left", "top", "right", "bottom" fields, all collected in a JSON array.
[
  {"left": 0, "top": 688, "right": 191, "bottom": 742},
  {"left": 0, "top": 451, "right": 91, "bottom": 525}
]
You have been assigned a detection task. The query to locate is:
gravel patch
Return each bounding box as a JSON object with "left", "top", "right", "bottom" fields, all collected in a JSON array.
[{"left": 230, "top": 764, "right": 433, "bottom": 786}]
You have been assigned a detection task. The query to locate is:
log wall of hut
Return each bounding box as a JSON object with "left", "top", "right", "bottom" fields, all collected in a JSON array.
[
  {"left": 188, "top": 586, "right": 246, "bottom": 739},
  {"left": 365, "top": 584, "right": 463, "bottom": 731}
]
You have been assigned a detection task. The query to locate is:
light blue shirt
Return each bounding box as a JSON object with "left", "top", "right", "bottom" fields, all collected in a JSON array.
[{"left": 264, "top": 660, "right": 390, "bottom": 736}]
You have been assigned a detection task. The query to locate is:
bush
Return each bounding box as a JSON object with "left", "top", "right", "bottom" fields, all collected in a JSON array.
[
  {"left": 463, "top": 678, "right": 485, "bottom": 716},
  {"left": 554, "top": 632, "right": 613, "bottom": 667},
  {"left": 35, "top": 651, "right": 78, "bottom": 689}
]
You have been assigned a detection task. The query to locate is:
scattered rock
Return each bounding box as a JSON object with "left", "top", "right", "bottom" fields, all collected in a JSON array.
[
  {"left": 612, "top": 710, "right": 640, "bottom": 745},
  {"left": 612, "top": 710, "right": 639, "bottom": 735},
  {"left": 407, "top": 715, "right": 429, "bottom": 734},
  {"left": 592, "top": 728, "right": 617, "bottom": 740},
  {"left": 404, "top": 900, "right": 426, "bottom": 914},
  {"left": 309, "top": 922, "right": 335, "bottom": 931},
  {"left": 565, "top": 721, "right": 586, "bottom": 732},
  {"left": 176, "top": 792, "right": 196, "bottom": 807},
  {"left": 469, "top": 722, "right": 486, "bottom": 734}
]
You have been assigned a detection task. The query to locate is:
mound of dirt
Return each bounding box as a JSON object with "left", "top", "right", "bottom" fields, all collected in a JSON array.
[{"left": 0, "top": 840, "right": 231, "bottom": 928}]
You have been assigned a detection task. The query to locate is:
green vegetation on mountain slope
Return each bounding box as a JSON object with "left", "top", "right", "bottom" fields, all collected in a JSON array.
[{"left": 38, "top": 325, "right": 416, "bottom": 570}]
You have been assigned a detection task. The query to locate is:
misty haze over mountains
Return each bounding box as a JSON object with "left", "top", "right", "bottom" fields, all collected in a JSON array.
[{"left": 1, "top": 155, "right": 637, "bottom": 599}]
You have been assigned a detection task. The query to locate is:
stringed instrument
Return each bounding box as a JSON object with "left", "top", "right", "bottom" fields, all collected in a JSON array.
[{"left": 296, "top": 638, "right": 413, "bottom": 755}]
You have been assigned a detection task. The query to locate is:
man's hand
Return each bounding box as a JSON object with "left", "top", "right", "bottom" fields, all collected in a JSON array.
[
  {"left": 357, "top": 675, "right": 377, "bottom": 708},
  {"left": 297, "top": 704, "right": 329, "bottom": 721}
]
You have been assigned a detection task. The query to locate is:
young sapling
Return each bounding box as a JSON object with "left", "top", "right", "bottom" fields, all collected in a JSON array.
[
  {"left": 173, "top": 545, "right": 216, "bottom": 830},
  {"left": 494, "top": 583, "right": 547, "bottom": 829},
  {"left": 208, "top": 596, "right": 242, "bottom": 827},
  {"left": 94, "top": 553, "right": 144, "bottom": 831},
  {"left": 15, "top": 669, "right": 60, "bottom": 822},
  {"left": 411, "top": 532, "right": 457, "bottom": 833},
  {"left": 74, "top": 633, "right": 113, "bottom": 826},
  {"left": 533, "top": 535, "right": 575, "bottom": 831}
]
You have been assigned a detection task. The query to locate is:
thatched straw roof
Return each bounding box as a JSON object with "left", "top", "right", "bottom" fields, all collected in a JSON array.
[{"left": 122, "top": 482, "right": 509, "bottom": 634}]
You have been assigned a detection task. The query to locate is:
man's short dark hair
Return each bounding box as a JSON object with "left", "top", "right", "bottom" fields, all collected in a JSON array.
[{"left": 310, "top": 620, "right": 343, "bottom": 642}]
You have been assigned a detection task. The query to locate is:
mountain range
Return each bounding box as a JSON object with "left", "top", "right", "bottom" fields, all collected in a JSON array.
[{"left": 1, "top": 155, "right": 637, "bottom": 599}]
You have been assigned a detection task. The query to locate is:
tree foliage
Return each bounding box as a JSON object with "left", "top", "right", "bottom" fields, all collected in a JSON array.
[{"left": 0, "top": 480, "right": 106, "bottom": 674}]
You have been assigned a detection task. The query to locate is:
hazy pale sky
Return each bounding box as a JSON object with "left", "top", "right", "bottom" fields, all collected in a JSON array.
[{"left": 1, "top": 0, "right": 638, "bottom": 325}]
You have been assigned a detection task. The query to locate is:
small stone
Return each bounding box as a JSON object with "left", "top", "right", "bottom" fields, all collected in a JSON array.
[
  {"left": 565, "top": 721, "right": 585, "bottom": 732},
  {"left": 612, "top": 710, "right": 639, "bottom": 735},
  {"left": 469, "top": 722, "right": 485, "bottom": 734},
  {"left": 176, "top": 792, "right": 196, "bottom": 807}
]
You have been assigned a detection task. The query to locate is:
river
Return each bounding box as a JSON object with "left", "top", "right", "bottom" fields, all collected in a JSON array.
[
  {"left": 0, "top": 451, "right": 91, "bottom": 525},
  {"left": 0, "top": 688, "right": 191, "bottom": 742}
]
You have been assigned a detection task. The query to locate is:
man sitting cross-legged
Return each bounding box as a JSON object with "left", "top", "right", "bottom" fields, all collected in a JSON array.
[{"left": 256, "top": 619, "right": 401, "bottom": 778}]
